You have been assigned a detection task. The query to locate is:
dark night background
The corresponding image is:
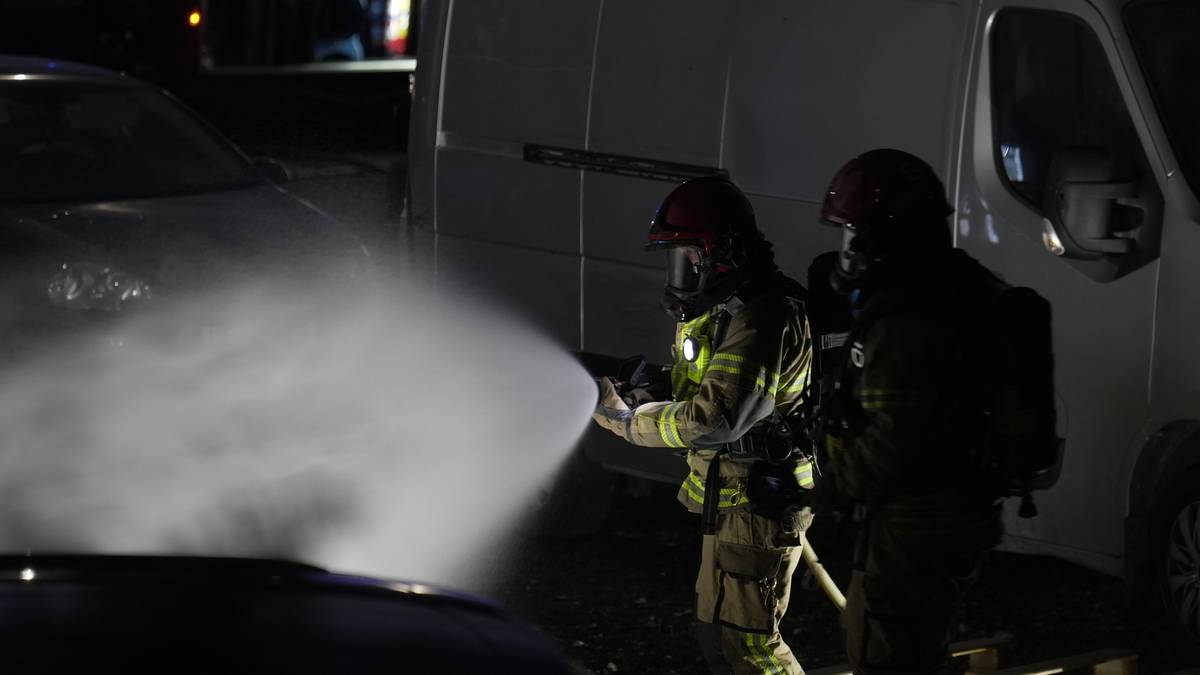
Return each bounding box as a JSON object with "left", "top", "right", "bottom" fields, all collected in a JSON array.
[{"left": 1, "top": 1, "right": 1198, "bottom": 672}]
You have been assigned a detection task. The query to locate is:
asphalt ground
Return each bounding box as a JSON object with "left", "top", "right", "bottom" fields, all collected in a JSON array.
[{"left": 500, "top": 478, "right": 1193, "bottom": 675}]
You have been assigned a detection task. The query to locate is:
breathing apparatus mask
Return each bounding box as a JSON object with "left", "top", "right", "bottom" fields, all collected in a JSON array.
[{"left": 658, "top": 243, "right": 757, "bottom": 321}]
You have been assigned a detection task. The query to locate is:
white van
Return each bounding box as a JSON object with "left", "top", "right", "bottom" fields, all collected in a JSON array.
[{"left": 406, "top": 0, "right": 1200, "bottom": 644}]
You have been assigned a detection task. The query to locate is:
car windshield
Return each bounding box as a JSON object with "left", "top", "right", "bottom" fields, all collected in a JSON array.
[
  {"left": 1125, "top": 0, "right": 1200, "bottom": 196},
  {"left": 0, "top": 81, "right": 259, "bottom": 203}
]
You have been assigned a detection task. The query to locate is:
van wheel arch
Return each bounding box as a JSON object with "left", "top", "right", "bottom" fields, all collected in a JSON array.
[
  {"left": 1126, "top": 421, "right": 1200, "bottom": 651},
  {"left": 1154, "top": 464, "right": 1200, "bottom": 650}
]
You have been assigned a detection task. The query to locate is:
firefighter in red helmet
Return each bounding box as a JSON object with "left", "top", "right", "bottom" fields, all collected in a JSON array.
[
  {"left": 813, "top": 149, "right": 1007, "bottom": 673},
  {"left": 593, "top": 176, "right": 816, "bottom": 674}
]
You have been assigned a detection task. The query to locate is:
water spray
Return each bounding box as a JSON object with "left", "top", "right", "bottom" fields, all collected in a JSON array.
[{"left": 0, "top": 268, "right": 597, "bottom": 591}]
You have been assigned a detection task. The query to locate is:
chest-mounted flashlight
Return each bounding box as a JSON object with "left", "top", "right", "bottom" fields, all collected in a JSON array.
[{"left": 682, "top": 336, "right": 700, "bottom": 362}]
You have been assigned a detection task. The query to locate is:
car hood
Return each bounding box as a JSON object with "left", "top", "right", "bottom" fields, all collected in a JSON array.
[{"left": 0, "top": 183, "right": 363, "bottom": 290}]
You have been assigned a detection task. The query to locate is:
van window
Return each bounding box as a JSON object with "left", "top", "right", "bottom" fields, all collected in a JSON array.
[
  {"left": 991, "top": 9, "right": 1143, "bottom": 212},
  {"left": 1125, "top": 0, "right": 1200, "bottom": 197}
]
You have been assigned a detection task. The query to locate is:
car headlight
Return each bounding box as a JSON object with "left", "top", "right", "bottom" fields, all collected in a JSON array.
[{"left": 46, "top": 262, "right": 153, "bottom": 311}]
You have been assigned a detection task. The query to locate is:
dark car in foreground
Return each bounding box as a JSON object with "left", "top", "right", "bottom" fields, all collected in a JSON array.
[
  {"left": 0, "top": 555, "right": 572, "bottom": 673},
  {"left": 0, "top": 55, "right": 366, "bottom": 353}
]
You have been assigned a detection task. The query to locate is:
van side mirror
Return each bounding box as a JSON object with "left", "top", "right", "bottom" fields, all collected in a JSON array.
[{"left": 1041, "top": 146, "right": 1148, "bottom": 260}]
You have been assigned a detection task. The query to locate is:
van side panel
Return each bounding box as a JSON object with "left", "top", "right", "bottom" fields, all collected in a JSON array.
[
  {"left": 581, "top": 0, "right": 736, "bottom": 359},
  {"left": 435, "top": 237, "right": 581, "bottom": 348},
  {"left": 437, "top": 0, "right": 599, "bottom": 253},
  {"left": 722, "top": 0, "right": 966, "bottom": 277},
  {"left": 583, "top": 258, "right": 674, "bottom": 363},
  {"left": 427, "top": 1, "right": 603, "bottom": 349},
  {"left": 587, "top": 0, "right": 735, "bottom": 165},
  {"left": 441, "top": 0, "right": 597, "bottom": 149},
  {"left": 724, "top": 0, "right": 966, "bottom": 203}
]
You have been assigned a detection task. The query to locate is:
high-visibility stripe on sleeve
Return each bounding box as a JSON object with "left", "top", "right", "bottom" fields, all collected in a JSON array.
[
  {"left": 708, "top": 353, "right": 758, "bottom": 376},
  {"left": 656, "top": 402, "right": 687, "bottom": 448},
  {"left": 708, "top": 353, "right": 755, "bottom": 377}
]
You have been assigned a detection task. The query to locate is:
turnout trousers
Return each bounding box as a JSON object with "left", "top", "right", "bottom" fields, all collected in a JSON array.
[
  {"left": 844, "top": 507, "right": 1001, "bottom": 674},
  {"left": 695, "top": 508, "right": 811, "bottom": 674}
]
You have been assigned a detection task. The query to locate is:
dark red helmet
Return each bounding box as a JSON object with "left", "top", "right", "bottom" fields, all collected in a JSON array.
[
  {"left": 647, "top": 176, "right": 757, "bottom": 257},
  {"left": 647, "top": 176, "right": 771, "bottom": 321},
  {"left": 820, "top": 149, "right": 953, "bottom": 290},
  {"left": 821, "top": 148, "right": 953, "bottom": 229}
]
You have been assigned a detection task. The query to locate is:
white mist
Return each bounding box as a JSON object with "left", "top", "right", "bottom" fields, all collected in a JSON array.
[{"left": 0, "top": 272, "right": 597, "bottom": 591}]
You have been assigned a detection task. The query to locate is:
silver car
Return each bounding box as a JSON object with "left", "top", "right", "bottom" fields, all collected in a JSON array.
[{"left": 0, "top": 55, "right": 366, "bottom": 352}]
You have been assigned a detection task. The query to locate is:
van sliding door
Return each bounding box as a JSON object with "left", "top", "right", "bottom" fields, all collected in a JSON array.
[
  {"left": 723, "top": 0, "right": 968, "bottom": 277},
  {"left": 580, "top": 0, "right": 735, "bottom": 361},
  {"left": 434, "top": 0, "right": 601, "bottom": 348}
]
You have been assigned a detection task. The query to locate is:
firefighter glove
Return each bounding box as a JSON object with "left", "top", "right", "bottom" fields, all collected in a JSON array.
[{"left": 592, "top": 377, "right": 632, "bottom": 438}]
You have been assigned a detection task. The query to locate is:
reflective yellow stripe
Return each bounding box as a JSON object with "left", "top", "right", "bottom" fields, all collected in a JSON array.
[
  {"left": 662, "top": 404, "right": 684, "bottom": 448},
  {"left": 657, "top": 404, "right": 684, "bottom": 448},
  {"left": 682, "top": 477, "right": 705, "bottom": 505},
  {"left": 656, "top": 407, "right": 673, "bottom": 446},
  {"left": 707, "top": 363, "right": 744, "bottom": 375},
  {"left": 858, "top": 387, "right": 932, "bottom": 409},
  {"left": 794, "top": 461, "right": 815, "bottom": 490},
  {"left": 681, "top": 473, "right": 746, "bottom": 508},
  {"left": 858, "top": 388, "right": 928, "bottom": 399},
  {"left": 711, "top": 352, "right": 747, "bottom": 363},
  {"left": 666, "top": 403, "right": 685, "bottom": 447},
  {"left": 743, "top": 633, "right": 785, "bottom": 674},
  {"left": 754, "top": 369, "right": 781, "bottom": 397},
  {"left": 782, "top": 364, "right": 811, "bottom": 394}
]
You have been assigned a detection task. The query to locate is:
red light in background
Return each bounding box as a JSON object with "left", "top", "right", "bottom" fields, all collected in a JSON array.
[{"left": 386, "top": 0, "right": 411, "bottom": 55}]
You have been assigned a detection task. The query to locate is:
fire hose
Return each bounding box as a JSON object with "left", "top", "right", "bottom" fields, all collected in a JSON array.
[{"left": 800, "top": 534, "right": 846, "bottom": 612}]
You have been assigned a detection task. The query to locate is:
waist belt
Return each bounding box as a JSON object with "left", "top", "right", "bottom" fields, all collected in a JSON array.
[{"left": 723, "top": 431, "right": 797, "bottom": 463}]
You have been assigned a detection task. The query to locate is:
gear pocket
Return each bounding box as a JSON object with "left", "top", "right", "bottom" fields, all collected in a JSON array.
[{"left": 712, "top": 543, "right": 784, "bottom": 633}]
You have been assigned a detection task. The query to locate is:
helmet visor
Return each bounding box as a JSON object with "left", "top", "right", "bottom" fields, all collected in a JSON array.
[{"left": 665, "top": 246, "right": 704, "bottom": 292}]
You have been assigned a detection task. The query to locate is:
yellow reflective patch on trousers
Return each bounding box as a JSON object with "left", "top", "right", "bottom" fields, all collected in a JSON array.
[{"left": 743, "top": 632, "right": 786, "bottom": 674}]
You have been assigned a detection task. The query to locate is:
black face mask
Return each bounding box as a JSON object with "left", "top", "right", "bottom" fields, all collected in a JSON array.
[
  {"left": 831, "top": 223, "right": 870, "bottom": 294},
  {"left": 661, "top": 245, "right": 712, "bottom": 321},
  {"left": 665, "top": 246, "right": 705, "bottom": 292}
]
